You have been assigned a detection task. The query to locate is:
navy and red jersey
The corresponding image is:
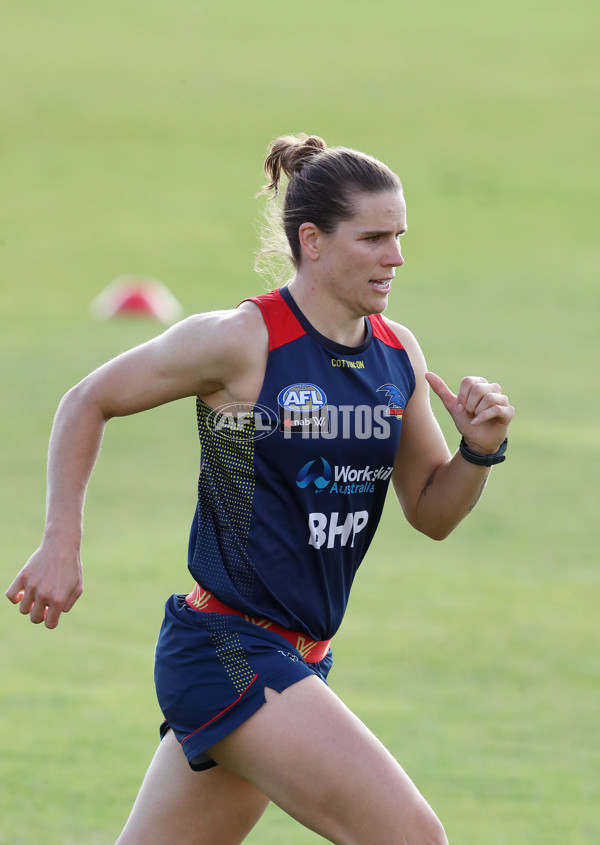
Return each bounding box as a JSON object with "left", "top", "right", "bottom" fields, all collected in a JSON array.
[{"left": 187, "top": 285, "right": 415, "bottom": 641}]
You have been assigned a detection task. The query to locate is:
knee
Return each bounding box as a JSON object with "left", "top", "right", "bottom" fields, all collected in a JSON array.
[
  {"left": 414, "top": 804, "right": 449, "bottom": 845},
  {"left": 350, "top": 794, "right": 448, "bottom": 845}
]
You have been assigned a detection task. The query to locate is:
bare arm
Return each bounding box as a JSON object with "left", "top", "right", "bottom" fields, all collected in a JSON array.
[
  {"left": 390, "top": 322, "right": 514, "bottom": 540},
  {"left": 6, "top": 305, "right": 267, "bottom": 627}
]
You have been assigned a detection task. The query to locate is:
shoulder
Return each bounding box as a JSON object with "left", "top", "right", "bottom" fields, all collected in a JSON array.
[
  {"left": 379, "top": 315, "right": 427, "bottom": 378},
  {"left": 176, "top": 299, "right": 265, "bottom": 336},
  {"left": 192, "top": 299, "right": 270, "bottom": 400},
  {"left": 164, "top": 300, "right": 267, "bottom": 359},
  {"left": 146, "top": 299, "right": 268, "bottom": 400}
]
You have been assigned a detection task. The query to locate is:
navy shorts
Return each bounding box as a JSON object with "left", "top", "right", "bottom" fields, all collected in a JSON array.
[{"left": 154, "top": 594, "right": 333, "bottom": 770}]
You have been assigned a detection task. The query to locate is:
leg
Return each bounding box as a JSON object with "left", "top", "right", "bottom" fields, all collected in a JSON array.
[
  {"left": 209, "top": 676, "right": 448, "bottom": 845},
  {"left": 116, "top": 728, "right": 269, "bottom": 845}
]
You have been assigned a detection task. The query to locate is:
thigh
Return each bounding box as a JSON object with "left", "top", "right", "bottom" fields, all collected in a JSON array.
[
  {"left": 208, "top": 676, "right": 448, "bottom": 845},
  {"left": 116, "top": 729, "right": 269, "bottom": 845}
]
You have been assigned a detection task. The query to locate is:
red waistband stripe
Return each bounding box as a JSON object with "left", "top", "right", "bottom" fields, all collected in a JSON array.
[{"left": 185, "top": 583, "right": 331, "bottom": 663}]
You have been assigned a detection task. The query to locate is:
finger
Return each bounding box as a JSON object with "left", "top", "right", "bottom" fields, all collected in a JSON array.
[
  {"left": 62, "top": 586, "right": 82, "bottom": 614},
  {"left": 44, "top": 604, "right": 62, "bottom": 629},
  {"left": 19, "top": 586, "right": 36, "bottom": 616},
  {"left": 465, "top": 383, "right": 504, "bottom": 416},
  {"left": 471, "top": 401, "right": 515, "bottom": 426},
  {"left": 425, "top": 372, "right": 457, "bottom": 411},
  {"left": 30, "top": 598, "right": 50, "bottom": 625},
  {"left": 6, "top": 576, "right": 26, "bottom": 604},
  {"left": 456, "top": 377, "right": 488, "bottom": 413},
  {"left": 470, "top": 391, "right": 508, "bottom": 419}
]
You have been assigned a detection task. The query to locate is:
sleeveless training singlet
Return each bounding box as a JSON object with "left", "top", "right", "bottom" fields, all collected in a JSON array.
[{"left": 187, "top": 285, "right": 415, "bottom": 642}]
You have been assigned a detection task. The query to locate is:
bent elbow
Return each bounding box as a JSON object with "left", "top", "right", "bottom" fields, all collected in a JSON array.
[
  {"left": 411, "top": 514, "right": 457, "bottom": 542},
  {"left": 417, "top": 524, "right": 452, "bottom": 542},
  {"left": 60, "top": 380, "right": 112, "bottom": 424},
  {"left": 426, "top": 526, "right": 453, "bottom": 542}
]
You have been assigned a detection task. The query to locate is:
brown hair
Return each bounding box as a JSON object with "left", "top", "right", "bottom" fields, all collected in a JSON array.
[{"left": 258, "top": 133, "right": 402, "bottom": 271}]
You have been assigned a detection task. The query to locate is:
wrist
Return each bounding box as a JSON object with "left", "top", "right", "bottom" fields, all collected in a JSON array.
[
  {"left": 43, "top": 521, "right": 83, "bottom": 549},
  {"left": 459, "top": 436, "right": 508, "bottom": 467}
]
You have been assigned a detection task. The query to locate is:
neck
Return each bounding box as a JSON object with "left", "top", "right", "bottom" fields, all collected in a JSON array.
[{"left": 286, "top": 276, "right": 367, "bottom": 348}]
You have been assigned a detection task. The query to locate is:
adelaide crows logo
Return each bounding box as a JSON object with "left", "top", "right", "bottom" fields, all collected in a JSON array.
[{"left": 377, "top": 384, "right": 406, "bottom": 419}]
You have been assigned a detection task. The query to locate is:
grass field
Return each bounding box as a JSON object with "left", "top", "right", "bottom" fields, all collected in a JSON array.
[{"left": 1, "top": 1, "right": 598, "bottom": 842}]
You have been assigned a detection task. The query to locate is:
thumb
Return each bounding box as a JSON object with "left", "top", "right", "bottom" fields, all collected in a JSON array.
[
  {"left": 425, "top": 372, "right": 457, "bottom": 412},
  {"left": 6, "top": 573, "right": 25, "bottom": 604}
]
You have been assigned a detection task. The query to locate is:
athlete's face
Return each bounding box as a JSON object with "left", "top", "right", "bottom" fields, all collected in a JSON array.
[{"left": 313, "top": 189, "right": 407, "bottom": 317}]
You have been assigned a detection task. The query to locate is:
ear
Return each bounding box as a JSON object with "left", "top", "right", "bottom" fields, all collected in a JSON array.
[{"left": 298, "top": 222, "right": 321, "bottom": 261}]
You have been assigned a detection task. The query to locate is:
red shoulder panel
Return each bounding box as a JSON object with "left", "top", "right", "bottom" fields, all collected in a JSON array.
[
  {"left": 369, "top": 314, "right": 405, "bottom": 350},
  {"left": 242, "top": 288, "right": 305, "bottom": 351}
]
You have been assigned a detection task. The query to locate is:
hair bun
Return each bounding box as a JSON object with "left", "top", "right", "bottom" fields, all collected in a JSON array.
[{"left": 262, "top": 133, "right": 327, "bottom": 195}]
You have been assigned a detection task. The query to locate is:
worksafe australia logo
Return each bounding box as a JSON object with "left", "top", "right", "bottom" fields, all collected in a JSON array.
[
  {"left": 296, "top": 457, "right": 333, "bottom": 491},
  {"left": 296, "top": 457, "right": 393, "bottom": 495}
]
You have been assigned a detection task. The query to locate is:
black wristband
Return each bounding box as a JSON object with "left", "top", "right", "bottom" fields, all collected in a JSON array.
[{"left": 459, "top": 436, "right": 508, "bottom": 466}]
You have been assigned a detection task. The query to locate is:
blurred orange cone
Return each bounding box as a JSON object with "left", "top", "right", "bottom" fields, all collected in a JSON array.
[{"left": 91, "top": 276, "right": 184, "bottom": 325}]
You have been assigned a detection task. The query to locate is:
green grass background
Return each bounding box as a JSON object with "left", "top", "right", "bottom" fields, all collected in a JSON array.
[{"left": 1, "top": 1, "right": 598, "bottom": 842}]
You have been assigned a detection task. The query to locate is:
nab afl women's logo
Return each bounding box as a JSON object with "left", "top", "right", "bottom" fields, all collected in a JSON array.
[{"left": 277, "top": 383, "right": 329, "bottom": 434}]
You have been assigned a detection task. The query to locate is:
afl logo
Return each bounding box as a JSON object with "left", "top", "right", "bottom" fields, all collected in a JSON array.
[{"left": 277, "top": 383, "right": 329, "bottom": 434}]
